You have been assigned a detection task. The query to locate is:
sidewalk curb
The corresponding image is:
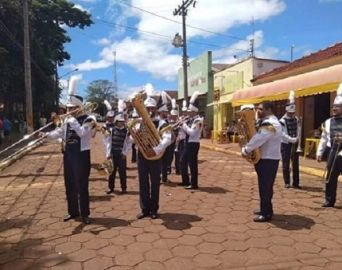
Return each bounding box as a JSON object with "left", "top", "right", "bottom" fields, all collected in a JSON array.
[{"left": 201, "top": 143, "right": 325, "bottom": 178}]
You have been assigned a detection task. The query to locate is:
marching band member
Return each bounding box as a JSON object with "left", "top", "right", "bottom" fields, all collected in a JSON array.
[
  {"left": 280, "top": 91, "right": 301, "bottom": 189},
  {"left": 181, "top": 91, "right": 203, "bottom": 190},
  {"left": 242, "top": 101, "right": 282, "bottom": 222},
  {"left": 103, "top": 100, "right": 130, "bottom": 194},
  {"left": 317, "top": 83, "right": 342, "bottom": 207},
  {"left": 136, "top": 84, "right": 172, "bottom": 219},
  {"left": 158, "top": 91, "right": 173, "bottom": 183},
  {"left": 176, "top": 100, "right": 188, "bottom": 178},
  {"left": 42, "top": 76, "right": 96, "bottom": 224},
  {"left": 167, "top": 98, "right": 179, "bottom": 175},
  {"left": 131, "top": 108, "right": 139, "bottom": 163}
]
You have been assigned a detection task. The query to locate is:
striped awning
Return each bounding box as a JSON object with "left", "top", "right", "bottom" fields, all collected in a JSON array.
[{"left": 232, "top": 64, "right": 342, "bottom": 107}]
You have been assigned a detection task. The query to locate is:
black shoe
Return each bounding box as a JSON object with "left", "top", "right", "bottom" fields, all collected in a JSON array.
[
  {"left": 63, "top": 214, "right": 79, "bottom": 222},
  {"left": 151, "top": 213, "right": 159, "bottom": 219},
  {"left": 106, "top": 189, "right": 114, "bottom": 194},
  {"left": 185, "top": 185, "right": 198, "bottom": 190},
  {"left": 136, "top": 212, "right": 149, "bottom": 219},
  {"left": 82, "top": 217, "right": 91, "bottom": 224},
  {"left": 253, "top": 215, "right": 272, "bottom": 222},
  {"left": 322, "top": 202, "right": 334, "bottom": 207},
  {"left": 285, "top": 184, "right": 290, "bottom": 188},
  {"left": 121, "top": 189, "right": 127, "bottom": 194},
  {"left": 292, "top": 185, "right": 301, "bottom": 189}
]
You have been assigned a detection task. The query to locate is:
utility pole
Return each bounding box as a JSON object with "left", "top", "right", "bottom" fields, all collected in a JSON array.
[
  {"left": 291, "top": 44, "right": 295, "bottom": 62},
  {"left": 249, "top": 39, "right": 254, "bottom": 57},
  {"left": 173, "top": 0, "right": 196, "bottom": 102},
  {"left": 23, "top": 0, "right": 33, "bottom": 133}
]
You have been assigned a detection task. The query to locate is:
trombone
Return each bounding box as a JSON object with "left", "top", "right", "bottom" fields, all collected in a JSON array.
[
  {"left": 324, "top": 133, "right": 342, "bottom": 184},
  {"left": 0, "top": 102, "right": 98, "bottom": 171}
]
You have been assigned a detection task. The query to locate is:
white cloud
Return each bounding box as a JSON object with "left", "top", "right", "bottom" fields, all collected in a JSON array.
[
  {"left": 73, "top": 4, "right": 90, "bottom": 13},
  {"left": 93, "top": 38, "right": 112, "bottom": 46},
  {"left": 74, "top": 0, "right": 286, "bottom": 80}
]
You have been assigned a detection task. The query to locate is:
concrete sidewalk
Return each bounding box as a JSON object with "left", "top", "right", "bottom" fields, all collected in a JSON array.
[{"left": 201, "top": 139, "right": 326, "bottom": 178}]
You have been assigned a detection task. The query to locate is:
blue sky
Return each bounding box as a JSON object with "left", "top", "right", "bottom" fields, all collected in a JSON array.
[{"left": 59, "top": 0, "right": 342, "bottom": 101}]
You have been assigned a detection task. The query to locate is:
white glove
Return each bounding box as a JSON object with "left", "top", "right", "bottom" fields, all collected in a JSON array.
[
  {"left": 241, "top": 147, "right": 249, "bottom": 157},
  {"left": 153, "top": 145, "right": 163, "bottom": 156}
]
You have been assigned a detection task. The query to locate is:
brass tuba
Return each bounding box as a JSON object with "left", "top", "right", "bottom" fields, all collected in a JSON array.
[
  {"left": 236, "top": 108, "right": 261, "bottom": 164},
  {"left": 127, "top": 93, "right": 165, "bottom": 160}
]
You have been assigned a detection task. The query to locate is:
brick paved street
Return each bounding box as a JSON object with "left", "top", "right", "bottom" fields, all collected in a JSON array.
[{"left": 1, "top": 134, "right": 342, "bottom": 270}]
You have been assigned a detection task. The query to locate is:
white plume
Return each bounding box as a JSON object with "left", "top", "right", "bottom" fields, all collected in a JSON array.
[
  {"left": 171, "top": 98, "right": 177, "bottom": 109},
  {"left": 118, "top": 99, "right": 126, "bottom": 112},
  {"left": 288, "top": 90, "right": 295, "bottom": 103},
  {"left": 68, "top": 75, "right": 79, "bottom": 96},
  {"left": 190, "top": 91, "right": 200, "bottom": 104},
  {"left": 160, "top": 91, "right": 171, "bottom": 105},
  {"left": 337, "top": 82, "right": 342, "bottom": 96},
  {"left": 145, "top": 83, "right": 154, "bottom": 97},
  {"left": 103, "top": 100, "right": 112, "bottom": 111}
]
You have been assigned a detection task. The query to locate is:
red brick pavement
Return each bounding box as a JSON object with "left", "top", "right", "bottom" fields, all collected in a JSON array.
[{"left": 0, "top": 134, "right": 342, "bottom": 269}]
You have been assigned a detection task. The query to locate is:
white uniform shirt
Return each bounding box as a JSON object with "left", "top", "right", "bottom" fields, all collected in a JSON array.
[
  {"left": 47, "top": 115, "right": 95, "bottom": 151},
  {"left": 317, "top": 118, "right": 332, "bottom": 157},
  {"left": 181, "top": 116, "right": 203, "bottom": 143},
  {"left": 243, "top": 115, "right": 282, "bottom": 160},
  {"left": 152, "top": 119, "right": 172, "bottom": 156}
]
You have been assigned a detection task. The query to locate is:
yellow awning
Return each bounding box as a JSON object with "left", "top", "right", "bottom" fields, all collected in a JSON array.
[{"left": 232, "top": 64, "right": 342, "bottom": 107}]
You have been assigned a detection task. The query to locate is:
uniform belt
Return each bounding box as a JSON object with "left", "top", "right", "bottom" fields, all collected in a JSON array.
[{"left": 66, "top": 139, "right": 79, "bottom": 145}]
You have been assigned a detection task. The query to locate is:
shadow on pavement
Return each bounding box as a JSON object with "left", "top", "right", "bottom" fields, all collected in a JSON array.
[
  {"left": 271, "top": 214, "right": 315, "bottom": 230},
  {"left": 299, "top": 185, "right": 323, "bottom": 193},
  {"left": 160, "top": 213, "right": 202, "bottom": 230},
  {"left": 198, "top": 186, "right": 229, "bottom": 194},
  {"left": 89, "top": 177, "right": 106, "bottom": 182},
  {"left": 90, "top": 195, "right": 112, "bottom": 202},
  {"left": 0, "top": 173, "right": 63, "bottom": 178},
  {"left": 72, "top": 217, "right": 130, "bottom": 235}
]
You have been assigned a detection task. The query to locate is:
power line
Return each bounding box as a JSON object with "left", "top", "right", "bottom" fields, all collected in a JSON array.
[
  {"left": 95, "top": 18, "right": 250, "bottom": 53},
  {"left": 115, "top": 0, "right": 246, "bottom": 41}
]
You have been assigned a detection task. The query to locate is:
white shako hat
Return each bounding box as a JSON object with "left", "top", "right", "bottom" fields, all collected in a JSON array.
[
  {"left": 66, "top": 75, "right": 83, "bottom": 108},
  {"left": 114, "top": 100, "right": 126, "bottom": 122},
  {"left": 188, "top": 91, "right": 200, "bottom": 112},
  {"left": 170, "top": 98, "right": 178, "bottom": 116},
  {"left": 333, "top": 82, "right": 342, "bottom": 105},
  {"left": 285, "top": 90, "right": 296, "bottom": 113},
  {"left": 157, "top": 91, "right": 171, "bottom": 112},
  {"left": 240, "top": 104, "right": 255, "bottom": 111},
  {"left": 143, "top": 83, "right": 157, "bottom": 107},
  {"left": 182, "top": 100, "right": 187, "bottom": 112},
  {"left": 104, "top": 100, "right": 115, "bottom": 118}
]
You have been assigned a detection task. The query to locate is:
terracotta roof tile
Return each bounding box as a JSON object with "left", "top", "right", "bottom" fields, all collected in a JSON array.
[{"left": 254, "top": 42, "right": 342, "bottom": 81}]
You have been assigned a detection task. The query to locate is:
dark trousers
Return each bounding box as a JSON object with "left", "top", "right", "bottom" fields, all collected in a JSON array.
[
  {"left": 281, "top": 143, "right": 300, "bottom": 186},
  {"left": 108, "top": 150, "right": 127, "bottom": 191},
  {"left": 175, "top": 139, "right": 185, "bottom": 174},
  {"left": 167, "top": 141, "right": 176, "bottom": 174},
  {"left": 63, "top": 145, "right": 90, "bottom": 217},
  {"left": 131, "top": 144, "right": 137, "bottom": 162},
  {"left": 138, "top": 152, "right": 162, "bottom": 214},
  {"left": 161, "top": 142, "right": 175, "bottom": 181},
  {"left": 325, "top": 147, "right": 342, "bottom": 205},
  {"left": 254, "top": 159, "right": 279, "bottom": 217},
  {"left": 181, "top": 142, "right": 200, "bottom": 187}
]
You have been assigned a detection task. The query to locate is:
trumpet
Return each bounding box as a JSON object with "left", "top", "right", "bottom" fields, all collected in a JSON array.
[{"left": 171, "top": 116, "right": 191, "bottom": 129}]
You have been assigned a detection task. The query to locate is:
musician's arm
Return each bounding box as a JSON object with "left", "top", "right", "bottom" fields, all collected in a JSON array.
[
  {"left": 181, "top": 122, "right": 200, "bottom": 136},
  {"left": 243, "top": 128, "right": 273, "bottom": 155},
  {"left": 153, "top": 130, "right": 172, "bottom": 155},
  {"left": 67, "top": 116, "right": 94, "bottom": 137},
  {"left": 46, "top": 127, "right": 64, "bottom": 140},
  {"left": 316, "top": 125, "right": 328, "bottom": 160}
]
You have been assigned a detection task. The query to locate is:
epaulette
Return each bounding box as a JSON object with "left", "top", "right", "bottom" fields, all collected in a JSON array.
[{"left": 258, "top": 122, "right": 276, "bottom": 133}]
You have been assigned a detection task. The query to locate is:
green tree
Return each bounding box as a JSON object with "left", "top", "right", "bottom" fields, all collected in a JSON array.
[
  {"left": 0, "top": 0, "right": 92, "bottom": 127},
  {"left": 85, "top": 80, "right": 118, "bottom": 116}
]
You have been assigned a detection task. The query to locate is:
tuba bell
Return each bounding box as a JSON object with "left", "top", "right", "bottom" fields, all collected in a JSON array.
[
  {"left": 127, "top": 93, "right": 165, "bottom": 160},
  {"left": 236, "top": 107, "right": 261, "bottom": 164}
]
